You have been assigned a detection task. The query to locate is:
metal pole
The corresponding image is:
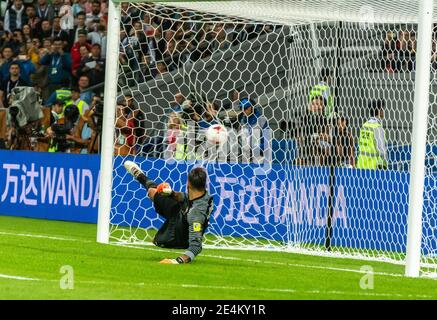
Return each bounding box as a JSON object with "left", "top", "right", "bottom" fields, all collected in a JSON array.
[
  {"left": 405, "top": 0, "right": 434, "bottom": 277},
  {"left": 96, "top": 0, "right": 120, "bottom": 244}
]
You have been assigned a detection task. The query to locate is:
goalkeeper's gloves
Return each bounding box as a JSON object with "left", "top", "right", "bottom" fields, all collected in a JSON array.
[
  {"left": 159, "top": 255, "right": 191, "bottom": 264},
  {"left": 156, "top": 182, "right": 173, "bottom": 196}
]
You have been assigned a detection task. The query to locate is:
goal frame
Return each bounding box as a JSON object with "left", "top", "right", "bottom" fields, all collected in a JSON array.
[{"left": 96, "top": 0, "right": 435, "bottom": 278}]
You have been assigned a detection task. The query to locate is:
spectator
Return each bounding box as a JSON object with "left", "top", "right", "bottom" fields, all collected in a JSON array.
[
  {"left": 86, "top": 1, "right": 102, "bottom": 32},
  {"left": 238, "top": 98, "right": 269, "bottom": 163},
  {"left": 39, "top": 36, "right": 72, "bottom": 96},
  {"left": 42, "top": 37, "right": 53, "bottom": 50},
  {"left": 0, "top": 62, "right": 30, "bottom": 108},
  {"left": 4, "top": 0, "right": 25, "bottom": 33},
  {"left": 88, "top": 19, "right": 106, "bottom": 46},
  {"left": 160, "top": 111, "right": 185, "bottom": 158},
  {"left": 77, "top": 74, "right": 92, "bottom": 104},
  {"left": 334, "top": 115, "right": 355, "bottom": 168},
  {"left": 397, "top": 30, "right": 416, "bottom": 72},
  {"left": 22, "top": 25, "right": 33, "bottom": 42},
  {"left": 25, "top": 6, "right": 41, "bottom": 35},
  {"left": 59, "top": 0, "right": 75, "bottom": 32},
  {"left": 28, "top": 38, "right": 41, "bottom": 64},
  {"left": 156, "top": 60, "right": 167, "bottom": 75},
  {"left": 51, "top": 16, "right": 70, "bottom": 46},
  {"left": 17, "top": 45, "right": 36, "bottom": 84},
  {"left": 73, "top": 12, "right": 87, "bottom": 43},
  {"left": 198, "top": 102, "right": 219, "bottom": 129},
  {"left": 79, "top": 44, "right": 90, "bottom": 61},
  {"left": 77, "top": 43, "right": 104, "bottom": 86},
  {"left": 33, "top": 47, "right": 49, "bottom": 95},
  {"left": 0, "top": 47, "right": 16, "bottom": 81},
  {"left": 0, "top": 31, "right": 13, "bottom": 50},
  {"left": 124, "top": 93, "right": 146, "bottom": 147},
  {"left": 39, "top": 19, "right": 52, "bottom": 40},
  {"left": 4, "top": 29, "right": 25, "bottom": 55},
  {"left": 114, "top": 101, "right": 136, "bottom": 155},
  {"left": 138, "top": 54, "right": 156, "bottom": 82},
  {"left": 49, "top": 99, "right": 65, "bottom": 124},
  {"left": 52, "top": 0, "right": 64, "bottom": 16},
  {"left": 72, "top": 0, "right": 86, "bottom": 16},
  {"left": 35, "top": 0, "right": 55, "bottom": 21},
  {"left": 70, "top": 85, "right": 89, "bottom": 114},
  {"left": 71, "top": 29, "right": 91, "bottom": 76},
  {"left": 170, "top": 92, "right": 185, "bottom": 112},
  {"left": 357, "top": 99, "right": 388, "bottom": 170},
  {"left": 381, "top": 31, "right": 398, "bottom": 73}
]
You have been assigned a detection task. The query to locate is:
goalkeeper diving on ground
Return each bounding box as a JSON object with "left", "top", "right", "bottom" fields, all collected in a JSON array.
[{"left": 124, "top": 161, "right": 214, "bottom": 264}]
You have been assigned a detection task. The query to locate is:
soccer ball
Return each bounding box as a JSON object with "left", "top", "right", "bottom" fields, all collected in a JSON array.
[{"left": 206, "top": 124, "right": 228, "bottom": 145}]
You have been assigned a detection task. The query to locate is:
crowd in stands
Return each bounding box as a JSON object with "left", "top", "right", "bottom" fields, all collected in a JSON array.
[
  {"left": 380, "top": 25, "right": 437, "bottom": 73},
  {"left": 0, "top": 2, "right": 399, "bottom": 171},
  {"left": 0, "top": 0, "right": 110, "bottom": 153},
  {"left": 0, "top": 2, "right": 279, "bottom": 156},
  {"left": 119, "top": 3, "right": 276, "bottom": 84}
]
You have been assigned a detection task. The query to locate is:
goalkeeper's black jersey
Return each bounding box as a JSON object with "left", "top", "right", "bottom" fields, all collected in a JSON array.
[{"left": 153, "top": 191, "right": 213, "bottom": 255}]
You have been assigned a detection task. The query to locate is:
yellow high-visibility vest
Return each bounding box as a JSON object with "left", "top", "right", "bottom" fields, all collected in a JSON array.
[{"left": 356, "top": 121, "right": 387, "bottom": 169}]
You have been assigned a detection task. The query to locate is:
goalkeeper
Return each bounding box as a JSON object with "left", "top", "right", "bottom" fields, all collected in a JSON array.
[{"left": 124, "top": 161, "right": 213, "bottom": 264}]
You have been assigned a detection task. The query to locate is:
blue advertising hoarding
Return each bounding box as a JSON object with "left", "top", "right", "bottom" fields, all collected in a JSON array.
[{"left": 0, "top": 150, "right": 435, "bottom": 255}]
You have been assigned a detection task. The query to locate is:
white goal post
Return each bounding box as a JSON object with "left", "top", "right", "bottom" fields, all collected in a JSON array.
[{"left": 97, "top": 0, "right": 437, "bottom": 278}]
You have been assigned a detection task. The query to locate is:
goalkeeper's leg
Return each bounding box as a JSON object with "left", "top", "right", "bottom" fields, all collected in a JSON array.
[
  {"left": 124, "top": 160, "right": 158, "bottom": 198},
  {"left": 124, "top": 160, "right": 179, "bottom": 219}
]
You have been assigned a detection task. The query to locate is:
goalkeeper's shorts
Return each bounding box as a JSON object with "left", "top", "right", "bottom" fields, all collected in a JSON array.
[
  {"left": 152, "top": 193, "right": 189, "bottom": 249},
  {"left": 153, "top": 192, "right": 181, "bottom": 219}
]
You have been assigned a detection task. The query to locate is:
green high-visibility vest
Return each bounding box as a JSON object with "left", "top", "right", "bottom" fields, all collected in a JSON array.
[
  {"left": 56, "top": 89, "right": 73, "bottom": 106},
  {"left": 356, "top": 121, "right": 387, "bottom": 170},
  {"left": 174, "top": 125, "right": 202, "bottom": 161},
  {"left": 75, "top": 99, "right": 86, "bottom": 115},
  {"left": 54, "top": 89, "right": 73, "bottom": 119},
  {"left": 309, "top": 83, "right": 334, "bottom": 118}
]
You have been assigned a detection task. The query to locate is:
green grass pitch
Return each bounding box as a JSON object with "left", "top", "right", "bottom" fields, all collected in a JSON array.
[{"left": 0, "top": 215, "right": 435, "bottom": 300}]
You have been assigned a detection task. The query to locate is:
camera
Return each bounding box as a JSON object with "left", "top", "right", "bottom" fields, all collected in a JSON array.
[
  {"left": 92, "top": 96, "right": 104, "bottom": 133},
  {"left": 51, "top": 105, "right": 80, "bottom": 152}
]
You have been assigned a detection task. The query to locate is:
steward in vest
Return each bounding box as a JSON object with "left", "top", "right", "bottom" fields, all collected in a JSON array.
[
  {"left": 45, "top": 83, "right": 73, "bottom": 108},
  {"left": 71, "top": 86, "right": 90, "bottom": 115},
  {"left": 357, "top": 99, "right": 388, "bottom": 170},
  {"left": 175, "top": 100, "right": 203, "bottom": 161},
  {"left": 309, "top": 68, "right": 335, "bottom": 119}
]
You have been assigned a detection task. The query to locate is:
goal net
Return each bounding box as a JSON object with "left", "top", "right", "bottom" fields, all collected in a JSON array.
[{"left": 105, "top": 0, "right": 437, "bottom": 276}]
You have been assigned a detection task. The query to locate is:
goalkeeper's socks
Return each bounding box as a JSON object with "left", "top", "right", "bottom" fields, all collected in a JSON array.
[{"left": 137, "top": 174, "right": 157, "bottom": 191}]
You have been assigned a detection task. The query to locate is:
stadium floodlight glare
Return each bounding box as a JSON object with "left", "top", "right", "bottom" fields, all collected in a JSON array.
[{"left": 97, "top": 0, "right": 436, "bottom": 278}]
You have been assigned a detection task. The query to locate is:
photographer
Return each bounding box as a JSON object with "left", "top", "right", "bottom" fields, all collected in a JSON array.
[
  {"left": 67, "top": 107, "right": 97, "bottom": 154},
  {"left": 46, "top": 103, "right": 79, "bottom": 152},
  {"left": 84, "top": 95, "right": 104, "bottom": 154}
]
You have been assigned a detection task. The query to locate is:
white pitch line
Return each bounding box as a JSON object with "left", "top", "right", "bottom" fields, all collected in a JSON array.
[
  {"left": 0, "top": 230, "right": 430, "bottom": 280},
  {"left": 118, "top": 243, "right": 405, "bottom": 279},
  {"left": 0, "top": 273, "right": 39, "bottom": 281},
  {"left": 0, "top": 231, "right": 92, "bottom": 243}
]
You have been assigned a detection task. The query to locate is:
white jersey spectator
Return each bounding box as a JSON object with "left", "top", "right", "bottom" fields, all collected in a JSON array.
[{"left": 59, "top": 0, "right": 74, "bottom": 30}]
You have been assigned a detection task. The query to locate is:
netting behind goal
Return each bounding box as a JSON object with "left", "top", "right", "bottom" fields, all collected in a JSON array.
[{"left": 107, "top": 1, "right": 436, "bottom": 275}]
